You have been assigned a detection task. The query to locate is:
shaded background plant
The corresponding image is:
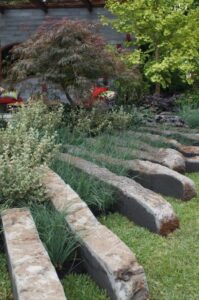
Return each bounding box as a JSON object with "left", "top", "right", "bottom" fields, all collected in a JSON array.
[{"left": 9, "top": 18, "right": 120, "bottom": 104}]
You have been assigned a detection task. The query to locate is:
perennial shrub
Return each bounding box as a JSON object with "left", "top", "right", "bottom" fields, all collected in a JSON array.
[
  {"left": 0, "top": 100, "right": 63, "bottom": 206},
  {"left": 67, "top": 106, "right": 133, "bottom": 136}
]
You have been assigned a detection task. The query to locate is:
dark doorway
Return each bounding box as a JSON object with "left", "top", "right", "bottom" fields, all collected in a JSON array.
[{"left": 0, "top": 43, "right": 20, "bottom": 82}]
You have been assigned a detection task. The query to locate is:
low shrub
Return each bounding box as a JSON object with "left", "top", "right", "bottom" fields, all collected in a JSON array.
[
  {"left": 112, "top": 69, "right": 149, "bottom": 106},
  {"left": 31, "top": 203, "right": 78, "bottom": 270},
  {"left": 0, "top": 100, "right": 63, "bottom": 206},
  {"left": 180, "top": 107, "right": 199, "bottom": 128},
  {"left": 177, "top": 90, "right": 199, "bottom": 109},
  {"left": 66, "top": 106, "right": 133, "bottom": 136}
]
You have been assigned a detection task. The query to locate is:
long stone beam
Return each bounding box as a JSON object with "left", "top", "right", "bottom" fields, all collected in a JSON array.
[
  {"left": 139, "top": 127, "right": 199, "bottom": 145},
  {"left": 85, "top": 136, "right": 186, "bottom": 173},
  {"left": 63, "top": 145, "right": 196, "bottom": 200},
  {"left": 42, "top": 167, "right": 149, "bottom": 300},
  {"left": 128, "top": 131, "right": 199, "bottom": 158},
  {"left": 117, "top": 145, "right": 186, "bottom": 173},
  {"left": 186, "top": 156, "right": 199, "bottom": 173},
  {"left": 59, "top": 153, "right": 179, "bottom": 236},
  {"left": 1, "top": 208, "right": 66, "bottom": 300}
]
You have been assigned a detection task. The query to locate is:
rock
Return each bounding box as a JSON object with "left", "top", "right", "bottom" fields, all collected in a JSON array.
[
  {"left": 186, "top": 157, "right": 199, "bottom": 173},
  {"left": 142, "top": 113, "right": 186, "bottom": 128},
  {"left": 86, "top": 135, "right": 186, "bottom": 173},
  {"left": 64, "top": 145, "right": 196, "bottom": 200},
  {"left": 117, "top": 145, "right": 186, "bottom": 174},
  {"left": 129, "top": 131, "right": 199, "bottom": 159},
  {"left": 178, "top": 145, "right": 199, "bottom": 157},
  {"left": 142, "top": 95, "right": 178, "bottom": 112},
  {"left": 42, "top": 167, "right": 149, "bottom": 300},
  {"left": 4, "top": 77, "right": 70, "bottom": 104},
  {"left": 140, "top": 127, "right": 199, "bottom": 145},
  {"left": 59, "top": 153, "right": 179, "bottom": 236},
  {"left": 1, "top": 208, "right": 66, "bottom": 300}
]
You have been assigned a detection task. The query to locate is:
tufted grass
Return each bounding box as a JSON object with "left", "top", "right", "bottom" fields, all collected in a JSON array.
[
  {"left": 52, "top": 159, "right": 116, "bottom": 214},
  {"left": 0, "top": 253, "right": 13, "bottom": 300}
]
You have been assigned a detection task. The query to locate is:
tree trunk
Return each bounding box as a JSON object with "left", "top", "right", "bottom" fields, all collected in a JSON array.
[
  {"left": 63, "top": 87, "right": 75, "bottom": 106},
  {"left": 155, "top": 83, "right": 160, "bottom": 96},
  {"left": 154, "top": 47, "right": 160, "bottom": 96},
  {"left": 0, "top": 41, "right": 2, "bottom": 83}
]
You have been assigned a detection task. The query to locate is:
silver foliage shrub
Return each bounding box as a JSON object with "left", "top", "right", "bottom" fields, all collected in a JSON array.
[{"left": 0, "top": 100, "right": 63, "bottom": 205}]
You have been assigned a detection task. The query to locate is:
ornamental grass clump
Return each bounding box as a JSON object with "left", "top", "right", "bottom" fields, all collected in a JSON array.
[
  {"left": 0, "top": 100, "right": 63, "bottom": 206},
  {"left": 30, "top": 203, "right": 78, "bottom": 271}
]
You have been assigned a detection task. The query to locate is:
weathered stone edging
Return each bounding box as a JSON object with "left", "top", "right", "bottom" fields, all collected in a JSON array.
[
  {"left": 128, "top": 131, "right": 199, "bottom": 158},
  {"left": 59, "top": 153, "right": 179, "bottom": 236},
  {"left": 1, "top": 208, "right": 66, "bottom": 300},
  {"left": 186, "top": 156, "right": 199, "bottom": 173},
  {"left": 140, "top": 127, "right": 199, "bottom": 145},
  {"left": 64, "top": 145, "right": 196, "bottom": 200},
  {"left": 117, "top": 145, "right": 186, "bottom": 173},
  {"left": 86, "top": 135, "right": 186, "bottom": 173},
  {"left": 42, "top": 167, "right": 149, "bottom": 300}
]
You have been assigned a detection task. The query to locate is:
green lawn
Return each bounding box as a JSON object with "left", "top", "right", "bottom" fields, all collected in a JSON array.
[
  {"left": 99, "top": 172, "right": 199, "bottom": 300},
  {"left": 62, "top": 274, "right": 108, "bottom": 300}
]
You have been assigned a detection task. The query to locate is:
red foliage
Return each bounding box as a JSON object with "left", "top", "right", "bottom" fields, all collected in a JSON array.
[
  {"left": 83, "top": 86, "right": 109, "bottom": 108},
  {"left": 91, "top": 87, "right": 108, "bottom": 98},
  {"left": 0, "top": 97, "right": 23, "bottom": 105}
]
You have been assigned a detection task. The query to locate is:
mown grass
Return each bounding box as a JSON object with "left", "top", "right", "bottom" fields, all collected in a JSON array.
[
  {"left": 62, "top": 274, "right": 108, "bottom": 300},
  {"left": 99, "top": 172, "right": 199, "bottom": 300}
]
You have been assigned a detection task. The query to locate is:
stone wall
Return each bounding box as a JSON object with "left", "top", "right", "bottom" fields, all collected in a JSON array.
[{"left": 0, "top": 7, "right": 123, "bottom": 48}]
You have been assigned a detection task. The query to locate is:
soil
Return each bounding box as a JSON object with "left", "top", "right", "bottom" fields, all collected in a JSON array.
[{"left": 56, "top": 256, "right": 87, "bottom": 280}]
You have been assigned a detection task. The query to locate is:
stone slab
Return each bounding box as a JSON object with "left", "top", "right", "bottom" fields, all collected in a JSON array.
[
  {"left": 42, "top": 167, "right": 149, "bottom": 300},
  {"left": 1, "top": 208, "right": 66, "bottom": 300},
  {"left": 94, "top": 134, "right": 185, "bottom": 173},
  {"left": 140, "top": 127, "right": 199, "bottom": 145},
  {"left": 117, "top": 145, "right": 186, "bottom": 174},
  {"left": 64, "top": 145, "right": 196, "bottom": 200},
  {"left": 186, "top": 156, "right": 199, "bottom": 173},
  {"left": 128, "top": 131, "right": 199, "bottom": 158},
  {"left": 59, "top": 153, "right": 179, "bottom": 236}
]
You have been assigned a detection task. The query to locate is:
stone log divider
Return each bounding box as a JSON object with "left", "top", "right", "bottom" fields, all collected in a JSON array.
[
  {"left": 1, "top": 208, "right": 66, "bottom": 300},
  {"left": 59, "top": 153, "right": 179, "bottom": 236},
  {"left": 129, "top": 131, "right": 199, "bottom": 158},
  {"left": 63, "top": 145, "right": 196, "bottom": 200},
  {"left": 140, "top": 127, "right": 199, "bottom": 145},
  {"left": 86, "top": 136, "right": 185, "bottom": 173},
  {"left": 41, "top": 167, "right": 149, "bottom": 300},
  {"left": 186, "top": 156, "right": 199, "bottom": 172},
  {"left": 116, "top": 145, "right": 186, "bottom": 174}
]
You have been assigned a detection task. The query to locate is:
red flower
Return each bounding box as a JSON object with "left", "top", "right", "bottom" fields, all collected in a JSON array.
[{"left": 91, "top": 87, "right": 108, "bottom": 99}]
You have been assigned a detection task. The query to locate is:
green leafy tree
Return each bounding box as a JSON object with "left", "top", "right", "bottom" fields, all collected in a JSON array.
[{"left": 103, "top": 0, "right": 199, "bottom": 94}]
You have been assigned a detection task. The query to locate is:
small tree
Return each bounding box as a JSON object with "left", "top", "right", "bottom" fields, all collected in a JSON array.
[
  {"left": 10, "top": 18, "right": 117, "bottom": 103},
  {"left": 104, "top": 0, "right": 199, "bottom": 94}
]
